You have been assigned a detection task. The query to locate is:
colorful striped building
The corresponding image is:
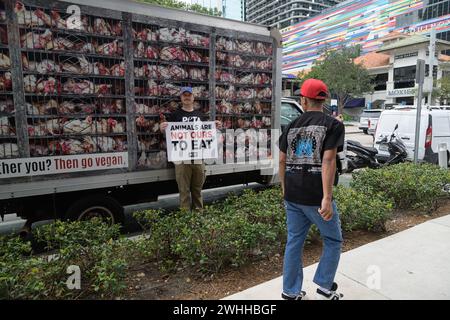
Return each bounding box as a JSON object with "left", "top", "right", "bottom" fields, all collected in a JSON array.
[{"left": 282, "top": 0, "right": 450, "bottom": 76}]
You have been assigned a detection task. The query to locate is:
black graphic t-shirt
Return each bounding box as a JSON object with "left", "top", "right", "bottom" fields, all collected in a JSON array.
[
  {"left": 167, "top": 108, "right": 208, "bottom": 123},
  {"left": 278, "top": 111, "right": 345, "bottom": 206}
]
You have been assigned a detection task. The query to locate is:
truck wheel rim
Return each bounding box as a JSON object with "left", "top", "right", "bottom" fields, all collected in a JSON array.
[{"left": 78, "top": 206, "right": 115, "bottom": 224}]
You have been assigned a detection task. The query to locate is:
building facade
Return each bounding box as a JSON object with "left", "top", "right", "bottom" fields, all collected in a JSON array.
[
  {"left": 282, "top": 0, "right": 450, "bottom": 76},
  {"left": 359, "top": 33, "right": 450, "bottom": 108},
  {"left": 222, "top": 0, "right": 244, "bottom": 20},
  {"left": 244, "top": 0, "right": 345, "bottom": 29}
]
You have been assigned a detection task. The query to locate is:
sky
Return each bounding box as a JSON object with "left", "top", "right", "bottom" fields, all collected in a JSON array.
[
  {"left": 180, "top": 0, "right": 243, "bottom": 20},
  {"left": 180, "top": 0, "right": 222, "bottom": 10}
]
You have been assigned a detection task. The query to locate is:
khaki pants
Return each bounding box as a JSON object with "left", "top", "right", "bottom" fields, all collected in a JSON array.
[{"left": 174, "top": 163, "right": 206, "bottom": 210}]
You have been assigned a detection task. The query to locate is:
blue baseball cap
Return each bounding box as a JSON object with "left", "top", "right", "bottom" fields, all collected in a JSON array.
[{"left": 180, "top": 86, "right": 193, "bottom": 95}]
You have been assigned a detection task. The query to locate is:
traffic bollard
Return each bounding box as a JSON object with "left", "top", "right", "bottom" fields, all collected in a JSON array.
[{"left": 438, "top": 143, "right": 448, "bottom": 169}]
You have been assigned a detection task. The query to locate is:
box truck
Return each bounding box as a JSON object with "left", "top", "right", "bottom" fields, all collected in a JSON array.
[{"left": 0, "top": 0, "right": 282, "bottom": 231}]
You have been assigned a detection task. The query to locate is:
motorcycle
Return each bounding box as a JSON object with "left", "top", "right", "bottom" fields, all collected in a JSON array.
[{"left": 345, "top": 124, "right": 408, "bottom": 173}]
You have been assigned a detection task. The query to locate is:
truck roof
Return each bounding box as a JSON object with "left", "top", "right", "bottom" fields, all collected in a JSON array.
[{"left": 63, "top": 0, "right": 279, "bottom": 39}]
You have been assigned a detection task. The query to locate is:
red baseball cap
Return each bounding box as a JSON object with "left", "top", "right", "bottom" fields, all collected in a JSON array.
[{"left": 300, "top": 79, "right": 329, "bottom": 100}]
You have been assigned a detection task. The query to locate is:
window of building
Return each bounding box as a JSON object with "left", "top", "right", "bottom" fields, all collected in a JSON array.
[
  {"left": 395, "top": 97, "right": 415, "bottom": 105},
  {"left": 422, "top": 0, "right": 450, "bottom": 20},
  {"left": 372, "top": 73, "right": 388, "bottom": 91},
  {"left": 425, "top": 65, "right": 439, "bottom": 79},
  {"left": 394, "top": 66, "right": 416, "bottom": 89}
]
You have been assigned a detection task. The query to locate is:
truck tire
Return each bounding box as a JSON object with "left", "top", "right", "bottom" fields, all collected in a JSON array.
[{"left": 65, "top": 195, "right": 125, "bottom": 226}]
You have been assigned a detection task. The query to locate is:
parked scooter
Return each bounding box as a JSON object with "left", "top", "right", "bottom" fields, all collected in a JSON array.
[
  {"left": 346, "top": 124, "right": 408, "bottom": 173},
  {"left": 346, "top": 140, "right": 380, "bottom": 172}
]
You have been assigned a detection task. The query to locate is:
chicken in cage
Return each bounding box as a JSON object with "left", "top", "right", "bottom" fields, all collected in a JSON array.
[
  {"left": 15, "top": 2, "right": 123, "bottom": 35},
  {"left": 216, "top": 37, "right": 235, "bottom": 51},
  {"left": 136, "top": 116, "right": 160, "bottom": 132},
  {"left": 26, "top": 99, "right": 57, "bottom": 115},
  {"left": 0, "top": 116, "right": 13, "bottom": 135},
  {"left": 216, "top": 85, "right": 236, "bottom": 100},
  {"left": 0, "top": 71, "right": 12, "bottom": 92},
  {"left": 227, "top": 54, "right": 245, "bottom": 68},
  {"left": 0, "top": 27, "right": 7, "bottom": 45},
  {"left": 254, "top": 73, "right": 272, "bottom": 85},
  {"left": 236, "top": 88, "right": 256, "bottom": 100},
  {"left": 215, "top": 70, "right": 235, "bottom": 83},
  {"left": 256, "top": 42, "right": 273, "bottom": 56},
  {"left": 257, "top": 58, "right": 272, "bottom": 70},
  {"left": 0, "top": 53, "right": 10, "bottom": 68},
  {"left": 134, "top": 42, "right": 159, "bottom": 59},
  {"left": 134, "top": 103, "right": 158, "bottom": 115},
  {"left": 98, "top": 99, "right": 125, "bottom": 114},
  {"left": 257, "top": 87, "right": 272, "bottom": 100},
  {"left": 158, "top": 27, "right": 187, "bottom": 44},
  {"left": 0, "top": 98, "right": 14, "bottom": 113},
  {"left": 137, "top": 150, "right": 168, "bottom": 169},
  {"left": 217, "top": 100, "right": 234, "bottom": 114},
  {"left": 187, "top": 32, "right": 209, "bottom": 47},
  {"left": 160, "top": 46, "right": 189, "bottom": 62},
  {"left": 133, "top": 27, "right": 158, "bottom": 42},
  {"left": 235, "top": 40, "right": 253, "bottom": 53},
  {"left": 188, "top": 67, "right": 207, "bottom": 81},
  {"left": 0, "top": 143, "right": 19, "bottom": 158},
  {"left": 238, "top": 73, "right": 254, "bottom": 85}
]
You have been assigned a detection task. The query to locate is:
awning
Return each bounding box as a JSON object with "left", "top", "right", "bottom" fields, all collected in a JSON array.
[
  {"left": 370, "top": 99, "right": 386, "bottom": 108},
  {"left": 345, "top": 98, "right": 366, "bottom": 108}
]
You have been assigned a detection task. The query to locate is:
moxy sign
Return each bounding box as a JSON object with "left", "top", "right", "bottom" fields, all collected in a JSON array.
[{"left": 387, "top": 88, "right": 416, "bottom": 98}]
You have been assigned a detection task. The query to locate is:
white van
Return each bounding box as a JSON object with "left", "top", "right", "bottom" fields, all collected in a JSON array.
[
  {"left": 368, "top": 117, "right": 379, "bottom": 135},
  {"left": 359, "top": 109, "right": 383, "bottom": 134},
  {"left": 374, "top": 107, "right": 450, "bottom": 163}
]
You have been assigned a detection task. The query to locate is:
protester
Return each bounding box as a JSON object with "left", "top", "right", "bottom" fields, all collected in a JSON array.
[
  {"left": 160, "top": 87, "right": 222, "bottom": 210},
  {"left": 278, "top": 79, "right": 345, "bottom": 300}
]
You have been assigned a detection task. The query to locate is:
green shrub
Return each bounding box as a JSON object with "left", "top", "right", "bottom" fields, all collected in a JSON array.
[
  {"left": 0, "top": 220, "right": 137, "bottom": 300},
  {"left": 133, "top": 188, "right": 287, "bottom": 273},
  {"left": 334, "top": 185, "right": 394, "bottom": 232},
  {"left": 34, "top": 219, "right": 121, "bottom": 252},
  {"left": 131, "top": 183, "right": 400, "bottom": 274},
  {"left": 351, "top": 163, "right": 449, "bottom": 212}
]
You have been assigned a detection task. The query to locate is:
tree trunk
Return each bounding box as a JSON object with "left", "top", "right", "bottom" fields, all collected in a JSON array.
[
  {"left": 338, "top": 103, "right": 345, "bottom": 115},
  {"left": 338, "top": 97, "right": 345, "bottom": 115},
  {"left": 338, "top": 94, "right": 350, "bottom": 115}
]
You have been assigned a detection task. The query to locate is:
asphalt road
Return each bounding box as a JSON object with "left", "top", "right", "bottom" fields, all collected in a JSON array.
[
  {"left": 346, "top": 126, "right": 375, "bottom": 147},
  {"left": 0, "top": 126, "right": 371, "bottom": 236}
]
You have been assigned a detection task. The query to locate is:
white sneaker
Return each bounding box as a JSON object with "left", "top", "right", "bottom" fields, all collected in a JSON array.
[
  {"left": 315, "top": 283, "right": 344, "bottom": 300},
  {"left": 281, "top": 291, "right": 307, "bottom": 300}
]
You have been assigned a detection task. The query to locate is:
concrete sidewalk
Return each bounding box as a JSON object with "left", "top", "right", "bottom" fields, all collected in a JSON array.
[
  {"left": 344, "top": 122, "right": 362, "bottom": 134},
  {"left": 224, "top": 214, "right": 450, "bottom": 300}
]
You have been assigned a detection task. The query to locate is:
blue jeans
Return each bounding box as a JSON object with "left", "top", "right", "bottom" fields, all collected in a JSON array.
[{"left": 283, "top": 200, "right": 343, "bottom": 296}]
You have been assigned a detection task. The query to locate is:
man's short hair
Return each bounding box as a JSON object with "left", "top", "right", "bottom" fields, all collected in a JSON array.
[{"left": 305, "top": 96, "right": 324, "bottom": 108}]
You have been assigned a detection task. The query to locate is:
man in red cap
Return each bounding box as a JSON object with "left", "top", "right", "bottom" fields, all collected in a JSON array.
[{"left": 278, "top": 78, "right": 345, "bottom": 300}]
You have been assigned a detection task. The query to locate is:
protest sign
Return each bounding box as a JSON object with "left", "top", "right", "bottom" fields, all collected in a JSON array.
[
  {"left": 166, "top": 122, "right": 218, "bottom": 162},
  {"left": 0, "top": 152, "right": 128, "bottom": 179}
]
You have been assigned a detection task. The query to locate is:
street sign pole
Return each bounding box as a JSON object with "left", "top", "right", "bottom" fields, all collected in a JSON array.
[
  {"left": 415, "top": 59, "right": 425, "bottom": 164},
  {"left": 428, "top": 28, "right": 437, "bottom": 105}
]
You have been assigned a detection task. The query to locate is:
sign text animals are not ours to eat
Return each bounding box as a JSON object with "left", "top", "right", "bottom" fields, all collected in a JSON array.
[{"left": 166, "top": 122, "right": 218, "bottom": 162}]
